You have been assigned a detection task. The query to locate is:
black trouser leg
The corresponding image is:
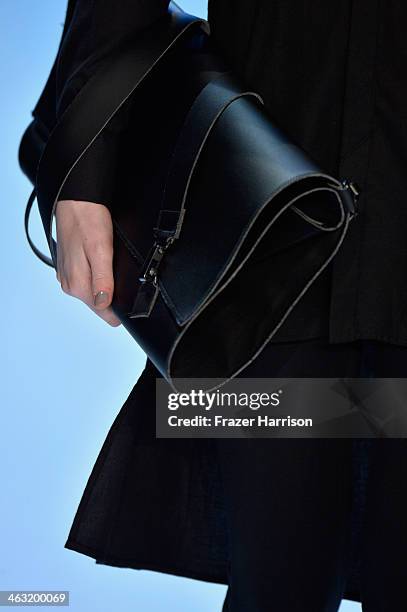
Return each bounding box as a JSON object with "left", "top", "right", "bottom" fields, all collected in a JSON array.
[
  {"left": 360, "top": 439, "right": 407, "bottom": 611},
  {"left": 358, "top": 341, "right": 407, "bottom": 611},
  {"left": 217, "top": 337, "right": 362, "bottom": 612},
  {"left": 217, "top": 437, "right": 354, "bottom": 612}
]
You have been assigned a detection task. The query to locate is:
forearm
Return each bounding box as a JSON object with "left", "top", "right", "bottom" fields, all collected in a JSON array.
[{"left": 55, "top": 0, "right": 171, "bottom": 205}]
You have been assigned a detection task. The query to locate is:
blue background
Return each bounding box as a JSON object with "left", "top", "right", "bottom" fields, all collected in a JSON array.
[{"left": 1, "top": 1, "right": 359, "bottom": 610}]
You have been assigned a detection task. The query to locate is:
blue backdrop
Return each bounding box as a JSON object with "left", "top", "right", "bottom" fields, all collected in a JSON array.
[{"left": 1, "top": 1, "right": 359, "bottom": 610}]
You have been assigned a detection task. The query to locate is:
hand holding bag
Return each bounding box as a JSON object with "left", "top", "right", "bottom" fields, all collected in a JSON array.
[{"left": 19, "top": 2, "right": 360, "bottom": 391}]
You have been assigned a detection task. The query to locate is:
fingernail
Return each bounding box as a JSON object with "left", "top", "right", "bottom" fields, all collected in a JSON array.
[{"left": 94, "top": 290, "right": 109, "bottom": 307}]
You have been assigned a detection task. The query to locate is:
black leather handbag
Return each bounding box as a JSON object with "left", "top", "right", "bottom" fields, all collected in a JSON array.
[{"left": 19, "top": 1, "right": 359, "bottom": 391}]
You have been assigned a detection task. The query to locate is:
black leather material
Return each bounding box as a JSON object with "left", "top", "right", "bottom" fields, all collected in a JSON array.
[{"left": 20, "top": 1, "right": 360, "bottom": 391}]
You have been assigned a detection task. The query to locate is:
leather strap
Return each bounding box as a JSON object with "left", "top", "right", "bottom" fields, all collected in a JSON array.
[
  {"left": 155, "top": 72, "right": 263, "bottom": 240},
  {"left": 24, "top": 188, "right": 54, "bottom": 267},
  {"left": 129, "top": 72, "right": 263, "bottom": 316}
]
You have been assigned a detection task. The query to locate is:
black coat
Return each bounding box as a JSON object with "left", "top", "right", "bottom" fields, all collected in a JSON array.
[{"left": 23, "top": 0, "right": 407, "bottom": 605}]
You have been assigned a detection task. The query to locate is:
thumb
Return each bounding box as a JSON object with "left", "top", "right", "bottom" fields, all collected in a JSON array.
[{"left": 89, "top": 246, "right": 115, "bottom": 311}]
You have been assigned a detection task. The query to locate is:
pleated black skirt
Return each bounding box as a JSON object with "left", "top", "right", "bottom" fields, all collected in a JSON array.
[{"left": 64, "top": 331, "right": 407, "bottom": 607}]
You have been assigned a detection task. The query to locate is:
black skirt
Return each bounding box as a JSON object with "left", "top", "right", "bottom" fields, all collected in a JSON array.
[{"left": 63, "top": 330, "right": 407, "bottom": 605}]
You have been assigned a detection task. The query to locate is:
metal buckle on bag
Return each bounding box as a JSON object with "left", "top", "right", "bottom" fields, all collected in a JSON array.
[
  {"left": 337, "top": 179, "right": 361, "bottom": 218},
  {"left": 138, "top": 234, "right": 175, "bottom": 287},
  {"left": 129, "top": 209, "right": 183, "bottom": 318},
  {"left": 128, "top": 233, "right": 176, "bottom": 319},
  {"left": 138, "top": 208, "right": 185, "bottom": 286}
]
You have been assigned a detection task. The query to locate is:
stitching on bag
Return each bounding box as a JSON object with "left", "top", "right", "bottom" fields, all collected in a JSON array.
[
  {"left": 161, "top": 184, "right": 345, "bottom": 327},
  {"left": 167, "top": 209, "right": 351, "bottom": 391}
]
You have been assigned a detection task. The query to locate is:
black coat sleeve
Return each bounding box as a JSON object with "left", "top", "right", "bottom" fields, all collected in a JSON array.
[{"left": 52, "top": 0, "right": 171, "bottom": 206}]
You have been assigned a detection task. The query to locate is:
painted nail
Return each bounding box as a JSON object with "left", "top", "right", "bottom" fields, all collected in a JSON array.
[{"left": 94, "top": 290, "right": 109, "bottom": 307}]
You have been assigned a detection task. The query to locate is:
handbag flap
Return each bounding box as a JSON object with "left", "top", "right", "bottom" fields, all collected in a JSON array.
[{"left": 156, "top": 91, "right": 346, "bottom": 326}]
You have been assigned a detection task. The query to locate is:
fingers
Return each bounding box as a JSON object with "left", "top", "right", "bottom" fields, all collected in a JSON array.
[
  {"left": 55, "top": 200, "right": 121, "bottom": 327},
  {"left": 58, "top": 251, "right": 121, "bottom": 327},
  {"left": 89, "top": 240, "right": 114, "bottom": 310},
  {"left": 86, "top": 233, "right": 122, "bottom": 328}
]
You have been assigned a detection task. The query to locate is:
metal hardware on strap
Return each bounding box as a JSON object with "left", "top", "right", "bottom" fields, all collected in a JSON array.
[
  {"left": 138, "top": 236, "right": 174, "bottom": 286},
  {"left": 137, "top": 209, "right": 186, "bottom": 287},
  {"left": 337, "top": 179, "right": 361, "bottom": 217},
  {"left": 128, "top": 236, "right": 174, "bottom": 319},
  {"left": 128, "top": 230, "right": 176, "bottom": 318}
]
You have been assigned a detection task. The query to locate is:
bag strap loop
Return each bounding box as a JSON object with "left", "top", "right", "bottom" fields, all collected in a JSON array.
[
  {"left": 24, "top": 188, "right": 55, "bottom": 268},
  {"left": 157, "top": 71, "right": 263, "bottom": 239}
]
